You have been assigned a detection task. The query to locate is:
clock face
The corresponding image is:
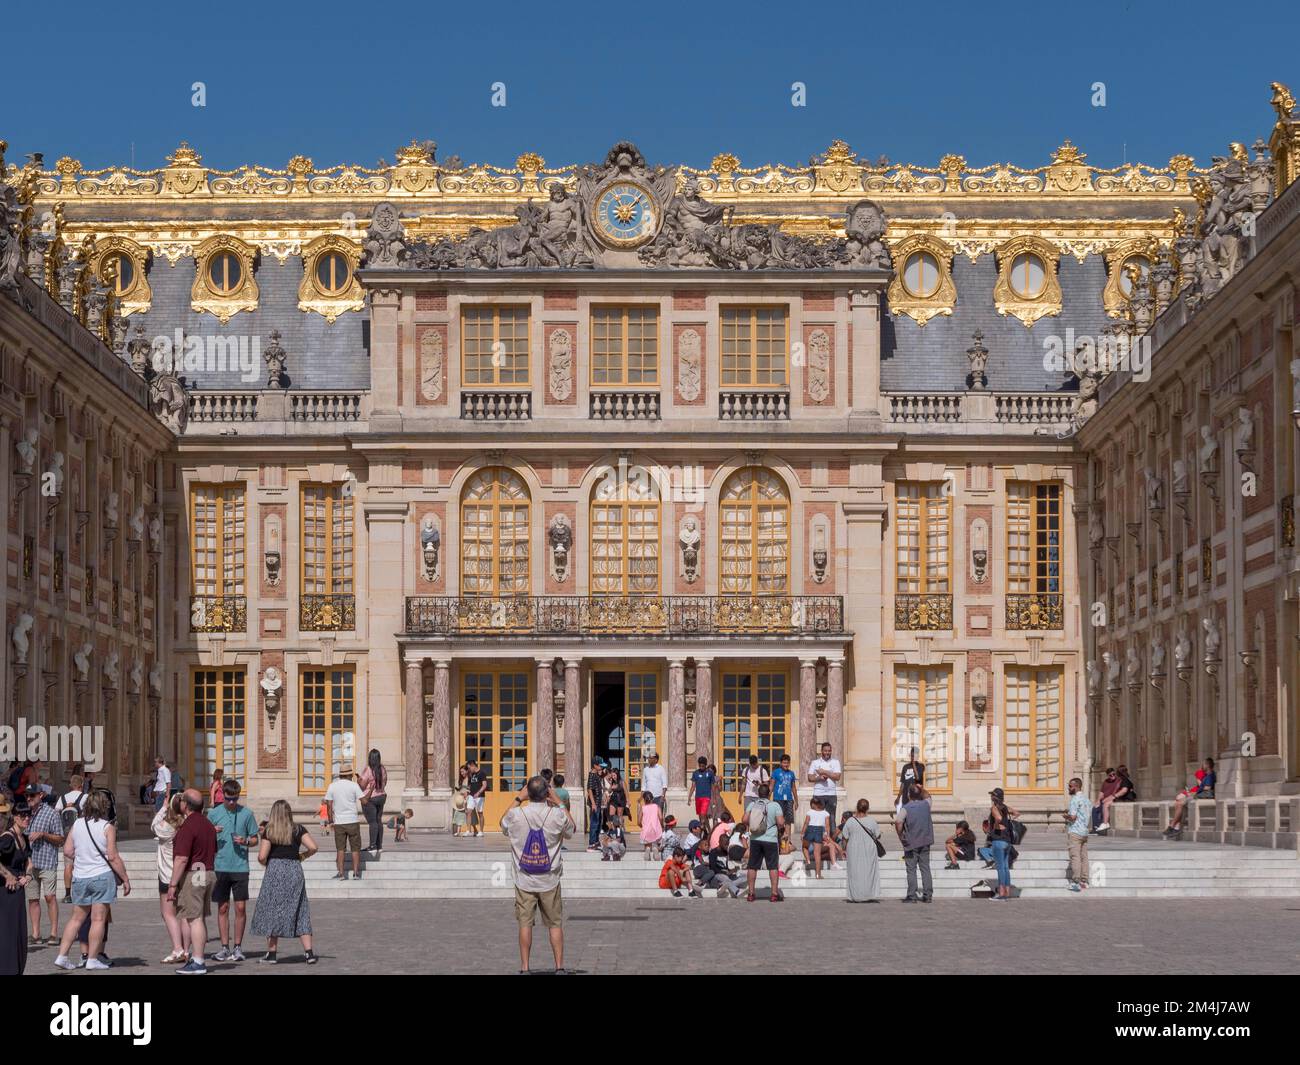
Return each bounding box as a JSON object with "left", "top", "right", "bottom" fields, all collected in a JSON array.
[{"left": 594, "top": 181, "right": 659, "bottom": 248}]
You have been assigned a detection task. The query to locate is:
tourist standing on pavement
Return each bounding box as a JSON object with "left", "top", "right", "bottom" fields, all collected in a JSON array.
[
  {"left": 152, "top": 793, "right": 191, "bottom": 964},
  {"left": 586, "top": 758, "right": 607, "bottom": 850},
  {"left": 688, "top": 757, "right": 715, "bottom": 831},
  {"left": 841, "top": 798, "right": 882, "bottom": 902},
  {"left": 152, "top": 756, "right": 172, "bottom": 812},
  {"left": 741, "top": 756, "right": 769, "bottom": 814},
  {"left": 465, "top": 759, "right": 488, "bottom": 837},
  {"left": 987, "top": 788, "right": 1020, "bottom": 900},
  {"left": 25, "top": 785, "right": 63, "bottom": 946},
  {"left": 743, "top": 783, "right": 784, "bottom": 903},
  {"left": 896, "top": 783, "right": 934, "bottom": 903},
  {"left": 168, "top": 788, "right": 218, "bottom": 974},
  {"left": 0, "top": 801, "right": 33, "bottom": 974},
  {"left": 359, "top": 749, "right": 389, "bottom": 855},
  {"left": 54, "top": 789, "right": 130, "bottom": 971},
  {"left": 208, "top": 778, "right": 259, "bottom": 962},
  {"left": 325, "top": 763, "right": 366, "bottom": 880},
  {"left": 208, "top": 770, "right": 225, "bottom": 810},
  {"left": 55, "top": 774, "right": 87, "bottom": 903},
  {"left": 642, "top": 752, "right": 667, "bottom": 814},
  {"left": 252, "top": 799, "right": 318, "bottom": 964},
  {"left": 807, "top": 743, "right": 842, "bottom": 824},
  {"left": 501, "top": 776, "right": 575, "bottom": 974},
  {"left": 1063, "top": 777, "right": 1091, "bottom": 891}
]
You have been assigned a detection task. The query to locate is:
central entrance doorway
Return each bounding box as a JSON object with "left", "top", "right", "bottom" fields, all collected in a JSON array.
[{"left": 592, "top": 671, "right": 660, "bottom": 819}]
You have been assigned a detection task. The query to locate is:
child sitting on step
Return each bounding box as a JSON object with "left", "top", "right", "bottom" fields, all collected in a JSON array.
[
  {"left": 639, "top": 791, "right": 664, "bottom": 860},
  {"left": 600, "top": 816, "right": 627, "bottom": 861},
  {"left": 658, "top": 851, "right": 703, "bottom": 898}
]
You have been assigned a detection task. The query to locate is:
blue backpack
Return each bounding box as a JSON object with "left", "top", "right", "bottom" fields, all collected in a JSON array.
[{"left": 517, "top": 810, "right": 553, "bottom": 876}]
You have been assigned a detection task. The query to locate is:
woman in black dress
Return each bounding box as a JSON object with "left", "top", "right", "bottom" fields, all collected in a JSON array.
[
  {"left": 0, "top": 802, "right": 35, "bottom": 975},
  {"left": 252, "top": 799, "right": 319, "bottom": 964},
  {"left": 606, "top": 770, "right": 628, "bottom": 824}
]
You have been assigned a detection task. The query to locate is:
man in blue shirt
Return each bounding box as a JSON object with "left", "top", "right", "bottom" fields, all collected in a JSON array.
[
  {"left": 688, "top": 757, "right": 716, "bottom": 834},
  {"left": 1062, "top": 776, "right": 1091, "bottom": 891},
  {"left": 771, "top": 754, "right": 798, "bottom": 846},
  {"left": 207, "top": 778, "right": 260, "bottom": 962}
]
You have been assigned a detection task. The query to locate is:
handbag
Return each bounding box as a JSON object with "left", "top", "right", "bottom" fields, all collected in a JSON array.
[{"left": 857, "top": 817, "right": 886, "bottom": 858}]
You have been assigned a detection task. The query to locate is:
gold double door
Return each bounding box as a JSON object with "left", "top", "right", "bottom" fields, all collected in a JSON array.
[{"left": 459, "top": 669, "right": 531, "bottom": 826}]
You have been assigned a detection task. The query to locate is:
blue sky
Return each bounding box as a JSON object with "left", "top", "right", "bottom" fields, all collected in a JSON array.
[{"left": 6, "top": 0, "right": 1298, "bottom": 174}]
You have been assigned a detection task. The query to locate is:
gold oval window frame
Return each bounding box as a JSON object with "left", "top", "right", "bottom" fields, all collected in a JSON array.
[
  {"left": 191, "top": 235, "right": 259, "bottom": 323},
  {"left": 299, "top": 235, "right": 364, "bottom": 324}
]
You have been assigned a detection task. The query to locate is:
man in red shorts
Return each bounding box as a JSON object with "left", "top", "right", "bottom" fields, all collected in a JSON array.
[{"left": 688, "top": 757, "right": 716, "bottom": 836}]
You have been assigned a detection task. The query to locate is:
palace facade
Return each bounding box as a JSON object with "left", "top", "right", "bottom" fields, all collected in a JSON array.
[{"left": 3, "top": 84, "right": 1298, "bottom": 828}]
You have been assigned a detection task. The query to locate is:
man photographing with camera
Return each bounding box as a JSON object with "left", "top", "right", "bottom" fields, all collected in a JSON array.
[{"left": 500, "top": 776, "right": 575, "bottom": 974}]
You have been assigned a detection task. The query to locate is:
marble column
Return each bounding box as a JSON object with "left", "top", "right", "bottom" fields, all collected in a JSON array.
[
  {"left": 827, "top": 657, "right": 845, "bottom": 767},
  {"left": 799, "top": 659, "right": 818, "bottom": 770},
  {"left": 694, "top": 658, "right": 713, "bottom": 763},
  {"left": 403, "top": 658, "right": 426, "bottom": 793},
  {"left": 536, "top": 657, "right": 555, "bottom": 773},
  {"left": 668, "top": 659, "right": 687, "bottom": 790},
  {"left": 564, "top": 660, "right": 582, "bottom": 779},
  {"left": 431, "top": 660, "right": 451, "bottom": 790}
]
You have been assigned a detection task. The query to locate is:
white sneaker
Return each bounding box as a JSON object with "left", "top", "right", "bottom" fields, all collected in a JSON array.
[
  {"left": 53, "top": 954, "right": 78, "bottom": 970},
  {"left": 1097, "top": 822, "right": 1109, "bottom": 832},
  {"left": 85, "top": 957, "right": 111, "bottom": 970}
]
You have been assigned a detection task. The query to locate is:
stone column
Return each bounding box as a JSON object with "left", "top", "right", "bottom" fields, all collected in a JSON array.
[
  {"left": 536, "top": 657, "right": 555, "bottom": 773},
  {"left": 694, "top": 658, "right": 713, "bottom": 763},
  {"left": 827, "top": 656, "right": 845, "bottom": 771},
  {"left": 843, "top": 500, "right": 888, "bottom": 797},
  {"left": 668, "top": 659, "right": 687, "bottom": 790},
  {"left": 430, "top": 660, "right": 451, "bottom": 790},
  {"left": 564, "top": 659, "right": 582, "bottom": 778},
  {"left": 799, "top": 659, "right": 818, "bottom": 771},
  {"left": 849, "top": 288, "right": 881, "bottom": 415},
  {"left": 403, "top": 657, "right": 426, "bottom": 793}
]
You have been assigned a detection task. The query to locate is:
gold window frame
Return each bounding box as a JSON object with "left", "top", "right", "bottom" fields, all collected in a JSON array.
[
  {"left": 1101, "top": 237, "right": 1158, "bottom": 319},
  {"left": 590, "top": 305, "right": 660, "bottom": 386},
  {"left": 460, "top": 467, "right": 531, "bottom": 596},
  {"left": 719, "top": 305, "right": 788, "bottom": 388},
  {"left": 191, "top": 234, "right": 259, "bottom": 323},
  {"left": 886, "top": 235, "right": 956, "bottom": 326},
  {"left": 590, "top": 467, "right": 661, "bottom": 594},
  {"left": 191, "top": 668, "right": 247, "bottom": 789},
  {"left": 299, "top": 666, "right": 356, "bottom": 794},
  {"left": 91, "top": 236, "right": 151, "bottom": 316},
  {"left": 189, "top": 484, "right": 246, "bottom": 596},
  {"left": 300, "top": 483, "right": 355, "bottom": 595},
  {"left": 461, "top": 305, "right": 531, "bottom": 386},
  {"left": 718, "top": 668, "right": 790, "bottom": 804},
  {"left": 719, "top": 466, "right": 790, "bottom": 595},
  {"left": 299, "top": 234, "right": 364, "bottom": 323},
  {"left": 992, "top": 236, "right": 1061, "bottom": 326},
  {"left": 894, "top": 482, "right": 951, "bottom": 594},
  {"left": 892, "top": 666, "right": 953, "bottom": 793},
  {"left": 1003, "top": 666, "right": 1064, "bottom": 792},
  {"left": 1006, "top": 482, "right": 1063, "bottom": 593}
]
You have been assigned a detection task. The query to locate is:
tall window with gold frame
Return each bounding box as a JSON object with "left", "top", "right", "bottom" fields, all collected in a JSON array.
[
  {"left": 720, "top": 307, "right": 787, "bottom": 388},
  {"left": 591, "top": 306, "right": 658, "bottom": 386},
  {"left": 590, "top": 465, "right": 660, "bottom": 594},
  {"left": 460, "top": 467, "right": 531, "bottom": 595},
  {"left": 895, "top": 483, "right": 951, "bottom": 595},
  {"left": 1007, "top": 482, "right": 1062, "bottom": 594},
  {"left": 192, "top": 669, "right": 246, "bottom": 786},
  {"left": 720, "top": 467, "right": 789, "bottom": 594},
  {"left": 719, "top": 670, "right": 788, "bottom": 810},
  {"left": 462, "top": 305, "right": 530, "bottom": 386},
  {"left": 301, "top": 485, "right": 355, "bottom": 595},
  {"left": 893, "top": 666, "right": 952, "bottom": 792},
  {"left": 300, "top": 667, "right": 355, "bottom": 793},
  {"left": 190, "top": 485, "right": 245, "bottom": 595},
  {"left": 1004, "top": 666, "right": 1063, "bottom": 791}
]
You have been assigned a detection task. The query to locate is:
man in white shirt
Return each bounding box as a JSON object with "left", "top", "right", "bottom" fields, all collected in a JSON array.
[
  {"left": 807, "top": 742, "right": 842, "bottom": 823},
  {"left": 641, "top": 752, "right": 668, "bottom": 813},
  {"left": 153, "top": 756, "right": 172, "bottom": 812},
  {"left": 324, "top": 763, "right": 366, "bottom": 881}
]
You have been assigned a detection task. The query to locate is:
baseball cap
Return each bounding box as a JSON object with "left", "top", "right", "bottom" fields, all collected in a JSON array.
[{"left": 688, "top": 820, "right": 701, "bottom": 831}]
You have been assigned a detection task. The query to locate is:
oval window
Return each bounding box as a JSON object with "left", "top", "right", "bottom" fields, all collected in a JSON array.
[
  {"left": 902, "top": 251, "right": 940, "bottom": 299},
  {"left": 207, "top": 251, "right": 242, "bottom": 294},
  {"left": 1117, "top": 255, "right": 1151, "bottom": 297},
  {"left": 105, "top": 252, "right": 135, "bottom": 295},
  {"left": 314, "top": 250, "right": 351, "bottom": 295},
  {"left": 1009, "top": 252, "right": 1046, "bottom": 299}
]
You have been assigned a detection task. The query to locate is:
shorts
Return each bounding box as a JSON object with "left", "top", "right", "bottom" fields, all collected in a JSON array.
[
  {"left": 803, "top": 826, "right": 825, "bottom": 845},
  {"left": 746, "top": 839, "right": 779, "bottom": 871},
  {"left": 158, "top": 878, "right": 170, "bottom": 896},
  {"left": 24, "top": 866, "right": 59, "bottom": 901},
  {"left": 213, "top": 871, "right": 250, "bottom": 903},
  {"left": 176, "top": 870, "right": 215, "bottom": 920},
  {"left": 333, "top": 822, "right": 363, "bottom": 852},
  {"left": 514, "top": 885, "right": 563, "bottom": 928},
  {"left": 71, "top": 872, "right": 118, "bottom": 906},
  {"left": 695, "top": 798, "right": 711, "bottom": 817},
  {"left": 778, "top": 799, "right": 794, "bottom": 824},
  {"left": 954, "top": 844, "right": 976, "bottom": 862},
  {"left": 466, "top": 795, "right": 484, "bottom": 812}
]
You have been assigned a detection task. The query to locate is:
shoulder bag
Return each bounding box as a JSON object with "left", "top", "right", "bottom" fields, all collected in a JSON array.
[{"left": 856, "top": 816, "right": 886, "bottom": 858}]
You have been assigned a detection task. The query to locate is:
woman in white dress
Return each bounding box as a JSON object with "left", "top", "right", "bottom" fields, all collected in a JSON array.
[{"left": 841, "top": 798, "right": 882, "bottom": 902}]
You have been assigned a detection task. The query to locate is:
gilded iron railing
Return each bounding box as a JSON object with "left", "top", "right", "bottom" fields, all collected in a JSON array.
[
  {"left": 894, "top": 593, "right": 953, "bottom": 630},
  {"left": 1005, "top": 593, "right": 1064, "bottom": 630},
  {"left": 190, "top": 595, "right": 247, "bottom": 633},
  {"left": 300, "top": 594, "right": 356, "bottom": 631},
  {"left": 404, "top": 595, "right": 845, "bottom": 636}
]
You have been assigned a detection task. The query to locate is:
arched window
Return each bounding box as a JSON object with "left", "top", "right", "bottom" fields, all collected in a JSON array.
[
  {"left": 590, "top": 464, "right": 660, "bottom": 594},
  {"left": 461, "top": 467, "right": 531, "bottom": 595},
  {"left": 719, "top": 467, "right": 789, "bottom": 594}
]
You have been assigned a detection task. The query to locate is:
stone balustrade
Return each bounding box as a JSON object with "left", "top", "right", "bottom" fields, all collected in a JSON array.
[
  {"left": 291, "top": 391, "right": 365, "bottom": 422},
  {"left": 188, "top": 392, "right": 259, "bottom": 423},
  {"left": 994, "top": 392, "right": 1074, "bottom": 424},
  {"left": 589, "top": 390, "right": 661, "bottom": 420},
  {"left": 886, "top": 393, "right": 963, "bottom": 423},
  {"left": 718, "top": 390, "right": 790, "bottom": 421},
  {"left": 460, "top": 390, "right": 532, "bottom": 420}
]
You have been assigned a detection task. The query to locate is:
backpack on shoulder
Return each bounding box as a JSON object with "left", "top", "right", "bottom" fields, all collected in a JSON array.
[
  {"left": 517, "top": 809, "right": 554, "bottom": 876},
  {"left": 60, "top": 792, "right": 85, "bottom": 833},
  {"left": 747, "top": 802, "right": 769, "bottom": 836}
]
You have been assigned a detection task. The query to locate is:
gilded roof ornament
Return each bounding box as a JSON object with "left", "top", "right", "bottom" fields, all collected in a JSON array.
[
  {"left": 166, "top": 142, "right": 202, "bottom": 168},
  {"left": 1271, "top": 82, "right": 1296, "bottom": 121}
]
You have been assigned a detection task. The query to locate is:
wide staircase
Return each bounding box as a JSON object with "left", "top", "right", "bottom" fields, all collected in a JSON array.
[{"left": 112, "top": 832, "right": 1300, "bottom": 900}]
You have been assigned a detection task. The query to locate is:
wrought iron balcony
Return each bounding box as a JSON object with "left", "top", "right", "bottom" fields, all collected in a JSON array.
[
  {"left": 190, "top": 595, "right": 247, "bottom": 634},
  {"left": 1005, "top": 593, "right": 1064, "bottom": 631},
  {"left": 301, "top": 594, "right": 356, "bottom": 632},
  {"left": 404, "top": 595, "right": 845, "bottom": 637},
  {"left": 894, "top": 593, "right": 953, "bottom": 631}
]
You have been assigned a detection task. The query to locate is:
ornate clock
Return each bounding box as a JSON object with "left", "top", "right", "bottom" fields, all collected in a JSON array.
[{"left": 593, "top": 181, "right": 660, "bottom": 248}]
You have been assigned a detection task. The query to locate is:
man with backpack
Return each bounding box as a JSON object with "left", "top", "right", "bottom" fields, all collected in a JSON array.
[
  {"left": 56, "top": 774, "right": 89, "bottom": 904},
  {"left": 501, "top": 775, "right": 575, "bottom": 974},
  {"left": 895, "top": 783, "right": 934, "bottom": 903},
  {"left": 742, "top": 783, "right": 785, "bottom": 903}
]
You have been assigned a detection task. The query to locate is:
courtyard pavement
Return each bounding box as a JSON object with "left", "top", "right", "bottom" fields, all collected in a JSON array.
[{"left": 24, "top": 896, "right": 1300, "bottom": 975}]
